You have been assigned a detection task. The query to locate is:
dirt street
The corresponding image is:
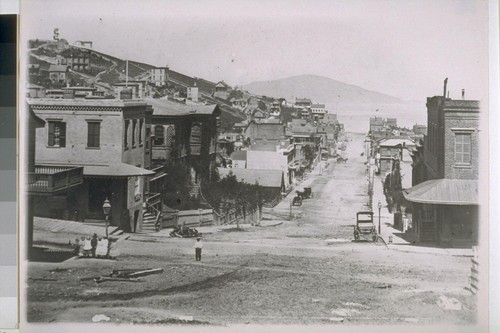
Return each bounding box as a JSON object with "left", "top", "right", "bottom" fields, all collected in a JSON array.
[{"left": 26, "top": 132, "right": 477, "bottom": 326}]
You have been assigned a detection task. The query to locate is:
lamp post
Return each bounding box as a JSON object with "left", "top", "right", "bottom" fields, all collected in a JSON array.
[
  {"left": 102, "top": 198, "right": 111, "bottom": 238},
  {"left": 377, "top": 201, "right": 382, "bottom": 235}
]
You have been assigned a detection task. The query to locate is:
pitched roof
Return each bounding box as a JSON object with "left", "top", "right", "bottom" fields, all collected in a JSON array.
[
  {"left": 245, "top": 122, "right": 285, "bottom": 141},
  {"left": 311, "top": 104, "right": 325, "bottom": 108},
  {"left": 378, "top": 138, "right": 415, "bottom": 147},
  {"left": 84, "top": 163, "right": 155, "bottom": 177},
  {"left": 146, "top": 98, "right": 219, "bottom": 116},
  {"left": 218, "top": 168, "right": 283, "bottom": 188},
  {"left": 403, "top": 179, "right": 478, "bottom": 205},
  {"left": 230, "top": 150, "right": 247, "bottom": 161},
  {"left": 48, "top": 64, "right": 68, "bottom": 72}
]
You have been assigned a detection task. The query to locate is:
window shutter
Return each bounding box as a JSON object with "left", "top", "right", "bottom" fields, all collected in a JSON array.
[
  {"left": 59, "top": 122, "right": 66, "bottom": 147},
  {"left": 48, "top": 122, "right": 55, "bottom": 146}
]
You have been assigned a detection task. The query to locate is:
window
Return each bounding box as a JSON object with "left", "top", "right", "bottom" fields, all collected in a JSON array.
[
  {"left": 455, "top": 133, "right": 471, "bottom": 164},
  {"left": 190, "top": 123, "right": 202, "bottom": 144},
  {"left": 132, "top": 119, "right": 137, "bottom": 147},
  {"left": 48, "top": 121, "right": 66, "bottom": 147},
  {"left": 134, "top": 177, "right": 141, "bottom": 201},
  {"left": 166, "top": 125, "right": 175, "bottom": 148},
  {"left": 124, "top": 120, "right": 130, "bottom": 148},
  {"left": 145, "top": 127, "right": 150, "bottom": 150},
  {"left": 87, "top": 121, "right": 100, "bottom": 148},
  {"left": 139, "top": 119, "right": 143, "bottom": 145},
  {"left": 154, "top": 125, "right": 164, "bottom": 145}
]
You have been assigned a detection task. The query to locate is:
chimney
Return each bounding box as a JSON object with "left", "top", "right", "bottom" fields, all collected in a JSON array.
[
  {"left": 462, "top": 89, "right": 465, "bottom": 99},
  {"left": 443, "top": 77, "right": 448, "bottom": 97},
  {"left": 120, "top": 88, "right": 133, "bottom": 100}
]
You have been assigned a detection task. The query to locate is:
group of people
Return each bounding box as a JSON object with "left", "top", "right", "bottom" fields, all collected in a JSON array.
[{"left": 74, "top": 233, "right": 110, "bottom": 258}]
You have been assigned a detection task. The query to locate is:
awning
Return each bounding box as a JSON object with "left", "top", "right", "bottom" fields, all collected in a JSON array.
[
  {"left": 403, "top": 179, "right": 478, "bottom": 205},
  {"left": 84, "top": 163, "right": 155, "bottom": 177}
]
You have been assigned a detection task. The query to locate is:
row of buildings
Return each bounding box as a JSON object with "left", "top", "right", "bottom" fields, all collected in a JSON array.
[
  {"left": 26, "top": 89, "right": 221, "bottom": 246},
  {"left": 214, "top": 98, "right": 341, "bottom": 199},
  {"left": 368, "top": 80, "right": 480, "bottom": 247}
]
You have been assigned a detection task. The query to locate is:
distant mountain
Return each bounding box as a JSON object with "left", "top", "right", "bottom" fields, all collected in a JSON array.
[{"left": 242, "top": 75, "right": 402, "bottom": 105}]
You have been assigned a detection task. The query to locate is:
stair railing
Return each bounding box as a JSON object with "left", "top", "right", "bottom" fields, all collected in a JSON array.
[{"left": 145, "top": 200, "right": 162, "bottom": 232}]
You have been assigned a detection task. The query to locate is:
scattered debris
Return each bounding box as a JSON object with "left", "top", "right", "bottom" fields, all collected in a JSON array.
[
  {"left": 93, "top": 277, "right": 142, "bottom": 284},
  {"left": 121, "top": 268, "right": 164, "bottom": 278},
  {"left": 81, "top": 268, "right": 164, "bottom": 283},
  {"left": 329, "top": 317, "right": 344, "bottom": 322},
  {"left": 179, "top": 316, "right": 194, "bottom": 322},
  {"left": 170, "top": 226, "right": 201, "bottom": 238},
  {"left": 92, "top": 314, "right": 110, "bottom": 322},
  {"left": 311, "top": 299, "right": 321, "bottom": 303},
  {"left": 436, "top": 295, "right": 462, "bottom": 311},
  {"left": 331, "top": 308, "right": 360, "bottom": 317},
  {"left": 375, "top": 284, "right": 392, "bottom": 289}
]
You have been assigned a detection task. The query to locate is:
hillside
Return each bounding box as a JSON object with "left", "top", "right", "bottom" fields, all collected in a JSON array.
[
  {"left": 27, "top": 40, "right": 245, "bottom": 129},
  {"left": 242, "top": 75, "right": 402, "bottom": 105}
]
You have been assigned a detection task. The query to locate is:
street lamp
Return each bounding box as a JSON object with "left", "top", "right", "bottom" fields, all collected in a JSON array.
[
  {"left": 377, "top": 201, "right": 382, "bottom": 235},
  {"left": 102, "top": 198, "right": 111, "bottom": 237}
]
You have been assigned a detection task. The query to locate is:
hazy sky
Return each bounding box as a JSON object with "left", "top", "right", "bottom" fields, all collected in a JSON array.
[{"left": 21, "top": 0, "right": 489, "bottom": 101}]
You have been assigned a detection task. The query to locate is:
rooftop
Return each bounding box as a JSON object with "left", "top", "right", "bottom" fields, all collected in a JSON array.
[
  {"left": 218, "top": 168, "right": 283, "bottom": 188},
  {"left": 146, "top": 98, "right": 219, "bottom": 116},
  {"left": 48, "top": 64, "right": 68, "bottom": 72},
  {"left": 403, "top": 179, "right": 478, "bottom": 205},
  {"left": 28, "top": 98, "right": 149, "bottom": 108}
]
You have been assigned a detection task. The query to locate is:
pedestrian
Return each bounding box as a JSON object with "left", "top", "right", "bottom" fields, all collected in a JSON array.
[
  {"left": 73, "top": 238, "right": 80, "bottom": 256},
  {"left": 194, "top": 237, "right": 203, "bottom": 261},
  {"left": 82, "top": 236, "right": 92, "bottom": 257},
  {"left": 91, "top": 233, "right": 98, "bottom": 257},
  {"left": 78, "top": 236, "right": 85, "bottom": 256},
  {"left": 96, "top": 236, "right": 108, "bottom": 258}
]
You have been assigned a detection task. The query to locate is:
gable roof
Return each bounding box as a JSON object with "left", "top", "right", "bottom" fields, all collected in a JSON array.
[
  {"left": 245, "top": 122, "right": 285, "bottom": 141},
  {"left": 48, "top": 65, "right": 68, "bottom": 72},
  {"left": 218, "top": 168, "right": 284, "bottom": 188},
  {"left": 378, "top": 138, "right": 415, "bottom": 147},
  {"left": 146, "top": 98, "right": 219, "bottom": 116}
]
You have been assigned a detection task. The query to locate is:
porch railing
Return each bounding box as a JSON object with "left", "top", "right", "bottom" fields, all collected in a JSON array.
[{"left": 27, "top": 165, "right": 84, "bottom": 194}]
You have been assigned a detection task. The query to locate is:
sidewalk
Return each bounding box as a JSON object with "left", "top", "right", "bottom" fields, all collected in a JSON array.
[
  {"left": 34, "top": 217, "right": 124, "bottom": 245},
  {"left": 370, "top": 171, "right": 473, "bottom": 257}
]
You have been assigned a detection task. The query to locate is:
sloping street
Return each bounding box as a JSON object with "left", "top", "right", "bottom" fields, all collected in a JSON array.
[{"left": 27, "top": 132, "right": 477, "bottom": 326}]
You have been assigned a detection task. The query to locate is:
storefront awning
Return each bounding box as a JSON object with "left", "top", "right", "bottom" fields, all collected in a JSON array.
[
  {"left": 84, "top": 163, "right": 155, "bottom": 177},
  {"left": 403, "top": 179, "right": 478, "bottom": 205}
]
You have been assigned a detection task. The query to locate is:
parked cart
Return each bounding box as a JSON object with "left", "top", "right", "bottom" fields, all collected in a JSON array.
[{"left": 353, "top": 211, "right": 377, "bottom": 242}]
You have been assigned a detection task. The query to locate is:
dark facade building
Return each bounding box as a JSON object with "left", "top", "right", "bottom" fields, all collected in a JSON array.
[
  {"left": 404, "top": 84, "right": 480, "bottom": 247},
  {"left": 146, "top": 98, "right": 220, "bottom": 198}
]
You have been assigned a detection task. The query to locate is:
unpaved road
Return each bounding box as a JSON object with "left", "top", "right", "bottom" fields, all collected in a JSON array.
[{"left": 26, "top": 133, "right": 477, "bottom": 326}]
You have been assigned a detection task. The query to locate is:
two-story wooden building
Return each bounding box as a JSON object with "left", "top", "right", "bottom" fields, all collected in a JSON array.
[
  {"left": 146, "top": 98, "right": 220, "bottom": 198},
  {"left": 404, "top": 85, "right": 480, "bottom": 247}
]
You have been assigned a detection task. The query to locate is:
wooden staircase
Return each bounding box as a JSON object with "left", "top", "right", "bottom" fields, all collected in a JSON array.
[
  {"left": 140, "top": 211, "right": 159, "bottom": 233},
  {"left": 189, "top": 184, "right": 201, "bottom": 198}
]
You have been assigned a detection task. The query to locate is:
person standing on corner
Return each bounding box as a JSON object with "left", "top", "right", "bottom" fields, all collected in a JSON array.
[
  {"left": 194, "top": 237, "right": 203, "bottom": 261},
  {"left": 91, "top": 233, "right": 98, "bottom": 258}
]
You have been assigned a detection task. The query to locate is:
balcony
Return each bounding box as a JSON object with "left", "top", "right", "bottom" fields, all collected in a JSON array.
[{"left": 27, "top": 165, "right": 84, "bottom": 194}]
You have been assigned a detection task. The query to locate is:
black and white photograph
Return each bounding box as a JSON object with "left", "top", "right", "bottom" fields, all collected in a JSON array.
[{"left": 19, "top": 0, "right": 490, "bottom": 331}]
